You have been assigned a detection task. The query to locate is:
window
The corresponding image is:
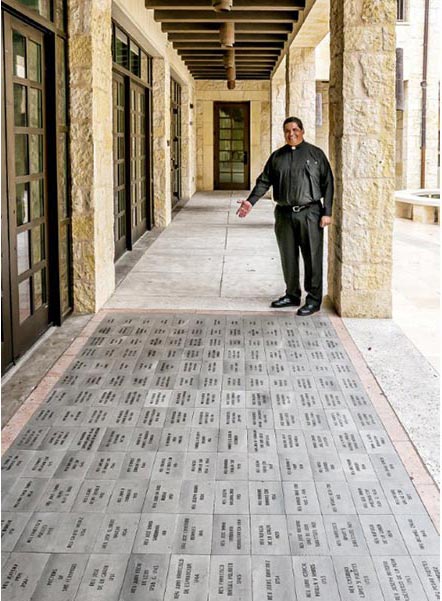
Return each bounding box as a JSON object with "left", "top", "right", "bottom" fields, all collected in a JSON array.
[
  {"left": 397, "top": 0, "right": 406, "bottom": 21},
  {"left": 112, "top": 24, "right": 152, "bottom": 82}
]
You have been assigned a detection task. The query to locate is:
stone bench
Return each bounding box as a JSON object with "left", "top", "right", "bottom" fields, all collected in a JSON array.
[{"left": 395, "top": 189, "right": 440, "bottom": 224}]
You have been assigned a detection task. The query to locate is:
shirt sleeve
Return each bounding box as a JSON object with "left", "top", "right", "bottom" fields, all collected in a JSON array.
[
  {"left": 246, "top": 154, "right": 273, "bottom": 206},
  {"left": 320, "top": 152, "right": 334, "bottom": 217}
]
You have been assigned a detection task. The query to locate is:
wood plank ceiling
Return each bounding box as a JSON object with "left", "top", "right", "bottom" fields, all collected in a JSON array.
[{"left": 145, "top": 0, "right": 305, "bottom": 87}]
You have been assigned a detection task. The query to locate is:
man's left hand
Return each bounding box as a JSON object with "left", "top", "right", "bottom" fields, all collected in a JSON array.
[{"left": 320, "top": 216, "right": 332, "bottom": 228}]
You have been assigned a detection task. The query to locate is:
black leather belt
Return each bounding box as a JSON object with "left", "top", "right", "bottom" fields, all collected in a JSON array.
[{"left": 278, "top": 201, "right": 319, "bottom": 213}]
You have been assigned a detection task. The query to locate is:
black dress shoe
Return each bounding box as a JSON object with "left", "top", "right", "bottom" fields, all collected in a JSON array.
[
  {"left": 297, "top": 303, "right": 320, "bottom": 316},
  {"left": 270, "top": 294, "right": 301, "bottom": 308}
]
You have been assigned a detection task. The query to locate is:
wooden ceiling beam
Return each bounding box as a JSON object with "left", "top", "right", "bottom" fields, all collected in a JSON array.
[
  {"left": 167, "top": 33, "right": 288, "bottom": 42},
  {"left": 161, "top": 22, "right": 293, "bottom": 33},
  {"left": 147, "top": 0, "right": 304, "bottom": 8},
  {"left": 174, "top": 42, "right": 285, "bottom": 50},
  {"left": 154, "top": 10, "right": 298, "bottom": 23},
  {"left": 178, "top": 49, "right": 281, "bottom": 55}
]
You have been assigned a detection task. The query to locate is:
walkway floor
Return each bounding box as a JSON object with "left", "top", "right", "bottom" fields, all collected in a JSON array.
[{"left": 1, "top": 192, "right": 439, "bottom": 601}]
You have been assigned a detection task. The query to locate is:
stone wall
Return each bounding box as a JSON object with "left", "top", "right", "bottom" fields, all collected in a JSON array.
[
  {"left": 68, "top": 0, "right": 115, "bottom": 313},
  {"left": 315, "top": 81, "right": 329, "bottom": 155},
  {"left": 286, "top": 46, "right": 316, "bottom": 143},
  {"left": 152, "top": 58, "right": 171, "bottom": 227},
  {"left": 271, "top": 58, "right": 287, "bottom": 152},
  {"left": 195, "top": 81, "right": 271, "bottom": 191},
  {"left": 328, "top": 0, "right": 396, "bottom": 318}
]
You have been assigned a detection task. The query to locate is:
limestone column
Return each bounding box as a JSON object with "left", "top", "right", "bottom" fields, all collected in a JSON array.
[
  {"left": 271, "top": 57, "right": 286, "bottom": 151},
  {"left": 286, "top": 46, "right": 316, "bottom": 142},
  {"left": 152, "top": 58, "right": 171, "bottom": 226},
  {"left": 328, "top": 0, "right": 396, "bottom": 317},
  {"left": 68, "top": 0, "right": 115, "bottom": 313},
  {"left": 181, "top": 84, "right": 195, "bottom": 201}
]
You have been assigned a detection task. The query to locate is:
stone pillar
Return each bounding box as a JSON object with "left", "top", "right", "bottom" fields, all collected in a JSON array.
[
  {"left": 68, "top": 0, "right": 115, "bottom": 313},
  {"left": 286, "top": 46, "right": 316, "bottom": 142},
  {"left": 271, "top": 57, "right": 286, "bottom": 151},
  {"left": 152, "top": 58, "right": 171, "bottom": 227},
  {"left": 328, "top": 0, "right": 396, "bottom": 317},
  {"left": 181, "top": 84, "right": 195, "bottom": 201}
]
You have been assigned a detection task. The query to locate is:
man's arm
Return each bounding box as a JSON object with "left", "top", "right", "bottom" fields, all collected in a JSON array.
[
  {"left": 236, "top": 154, "right": 274, "bottom": 218},
  {"left": 320, "top": 153, "right": 334, "bottom": 217}
]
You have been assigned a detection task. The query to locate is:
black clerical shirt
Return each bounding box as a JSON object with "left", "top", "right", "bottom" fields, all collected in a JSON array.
[{"left": 246, "top": 140, "right": 334, "bottom": 216}]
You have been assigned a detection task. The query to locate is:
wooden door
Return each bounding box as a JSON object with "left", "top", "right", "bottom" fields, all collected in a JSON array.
[
  {"left": 214, "top": 102, "right": 250, "bottom": 190},
  {"left": 2, "top": 13, "right": 50, "bottom": 368}
]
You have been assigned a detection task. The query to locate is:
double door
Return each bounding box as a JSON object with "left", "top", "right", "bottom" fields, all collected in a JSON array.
[
  {"left": 112, "top": 72, "right": 152, "bottom": 260},
  {"left": 2, "top": 14, "right": 50, "bottom": 370}
]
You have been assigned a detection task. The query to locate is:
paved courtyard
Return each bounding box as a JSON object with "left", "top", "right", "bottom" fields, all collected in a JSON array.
[{"left": 1, "top": 310, "right": 439, "bottom": 601}]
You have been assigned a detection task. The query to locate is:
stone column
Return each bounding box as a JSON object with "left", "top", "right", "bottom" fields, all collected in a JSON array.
[
  {"left": 68, "top": 0, "right": 115, "bottom": 313},
  {"left": 181, "top": 84, "right": 195, "bottom": 201},
  {"left": 152, "top": 58, "right": 171, "bottom": 226},
  {"left": 328, "top": 0, "right": 396, "bottom": 317},
  {"left": 271, "top": 57, "right": 286, "bottom": 151},
  {"left": 286, "top": 46, "right": 316, "bottom": 142}
]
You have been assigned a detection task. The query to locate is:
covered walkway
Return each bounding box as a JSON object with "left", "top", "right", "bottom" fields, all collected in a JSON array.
[{"left": 2, "top": 192, "right": 439, "bottom": 601}]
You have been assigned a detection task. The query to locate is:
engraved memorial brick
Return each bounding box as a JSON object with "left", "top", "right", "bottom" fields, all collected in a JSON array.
[
  {"left": 279, "top": 452, "right": 313, "bottom": 481},
  {"left": 209, "top": 556, "right": 252, "bottom": 601},
  {"left": 305, "top": 431, "right": 336, "bottom": 453},
  {"left": 333, "top": 556, "right": 384, "bottom": 601},
  {"left": 252, "top": 556, "right": 296, "bottom": 601},
  {"left": 215, "top": 481, "right": 249, "bottom": 514},
  {"left": 192, "top": 408, "right": 219, "bottom": 428},
  {"left": 316, "top": 482, "right": 356, "bottom": 515},
  {"left": 37, "top": 478, "right": 80, "bottom": 512},
  {"left": 170, "top": 389, "right": 196, "bottom": 407},
  {"left": 333, "top": 431, "right": 364, "bottom": 453},
  {"left": 349, "top": 482, "right": 390, "bottom": 514},
  {"left": 300, "top": 410, "right": 327, "bottom": 429},
  {"left": 1, "top": 552, "right": 49, "bottom": 601},
  {"left": 326, "top": 410, "right": 357, "bottom": 431},
  {"left": 283, "top": 481, "right": 321, "bottom": 514},
  {"left": 221, "top": 409, "right": 246, "bottom": 428},
  {"left": 212, "top": 515, "right": 250, "bottom": 555},
  {"left": 218, "top": 429, "right": 247, "bottom": 452},
  {"left": 292, "top": 556, "right": 342, "bottom": 601},
  {"left": 75, "top": 554, "right": 129, "bottom": 601},
  {"left": 341, "top": 453, "right": 377, "bottom": 481},
  {"left": 412, "top": 556, "right": 440, "bottom": 601},
  {"left": 360, "top": 430, "right": 395, "bottom": 454},
  {"left": 360, "top": 514, "right": 408, "bottom": 555},
  {"left": 179, "top": 480, "right": 215, "bottom": 513},
  {"left": 14, "top": 427, "right": 49, "bottom": 450},
  {"left": 137, "top": 408, "right": 167, "bottom": 427},
  {"left": 221, "top": 390, "right": 245, "bottom": 407},
  {"left": 1, "top": 513, "right": 31, "bottom": 551},
  {"left": 248, "top": 429, "right": 277, "bottom": 453},
  {"left": 70, "top": 426, "right": 104, "bottom": 452},
  {"left": 371, "top": 454, "right": 410, "bottom": 483},
  {"left": 107, "top": 481, "right": 148, "bottom": 513},
  {"left": 159, "top": 427, "right": 190, "bottom": 452},
  {"left": 133, "top": 513, "right": 177, "bottom": 553},
  {"left": 245, "top": 391, "right": 271, "bottom": 408},
  {"left": 381, "top": 482, "right": 427, "bottom": 514},
  {"left": 287, "top": 515, "right": 328, "bottom": 555},
  {"left": 120, "top": 452, "right": 155, "bottom": 480},
  {"left": 53, "top": 451, "right": 93, "bottom": 479},
  {"left": 351, "top": 410, "right": 383, "bottom": 430},
  {"left": 275, "top": 431, "right": 307, "bottom": 453},
  {"left": 216, "top": 454, "right": 248, "bottom": 480},
  {"left": 323, "top": 515, "right": 368, "bottom": 556},
  {"left": 93, "top": 513, "right": 139, "bottom": 553},
  {"left": 86, "top": 452, "right": 125, "bottom": 479},
  {"left": 195, "top": 391, "right": 220, "bottom": 407},
  {"left": 248, "top": 454, "right": 281, "bottom": 481},
  {"left": 164, "top": 555, "right": 209, "bottom": 601},
  {"left": 143, "top": 480, "right": 180, "bottom": 513},
  {"left": 249, "top": 482, "right": 284, "bottom": 514},
  {"left": 21, "top": 450, "right": 65, "bottom": 479},
  {"left": 128, "top": 428, "right": 161, "bottom": 451},
  {"left": 120, "top": 390, "right": 145, "bottom": 407},
  {"left": 189, "top": 428, "right": 218, "bottom": 451},
  {"left": 144, "top": 390, "right": 172, "bottom": 407},
  {"left": 174, "top": 514, "right": 213, "bottom": 554},
  {"left": 15, "top": 512, "right": 102, "bottom": 553},
  {"left": 98, "top": 427, "right": 131, "bottom": 451},
  {"left": 251, "top": 515, "right": 290, "bottom": 555},
  {"left": 184, "top": 453, "right": 216, "bottom": 480},
  {"left": 374, "top": 556, "right": 427, "bottom": 601},
  {"left": 2, "top": 450, "right": 34, "bottom": 478},
  {"left": 395, "top": 514, "right": 440, "bottom": 555},
  {"left": 120, "top": 554, "right": 169, "bottom": 601},
  {"left": 31, "top": 553, "right": 88, "bottom": 601},
  {"left": 73, "top": 480, "right": 114, "bottom": 512},
  {"left": 310, "top": 453, "right": 345, "bottom": 481}
]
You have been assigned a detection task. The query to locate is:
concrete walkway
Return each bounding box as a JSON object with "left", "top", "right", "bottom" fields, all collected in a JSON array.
[{"left": 1, "top": 192, "right": 439, "bottom": 601}]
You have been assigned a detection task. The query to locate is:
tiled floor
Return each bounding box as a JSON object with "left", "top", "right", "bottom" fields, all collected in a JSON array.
[{"left": 2, "top": 311, "right": 439, "bottom": 601}]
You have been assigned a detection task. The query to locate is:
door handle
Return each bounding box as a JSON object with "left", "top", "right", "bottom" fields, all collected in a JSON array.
[{"left": 243, "top": 151, "right": 248, "bottom": 164}]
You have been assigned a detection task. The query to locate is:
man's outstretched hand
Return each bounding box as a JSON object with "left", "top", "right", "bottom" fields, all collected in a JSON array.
[
  {"left": 320, "top": 216, "right": 332, "bottom": 228},
  {"left": 236, "top": 199, "right": 253, "bottom": 218}
]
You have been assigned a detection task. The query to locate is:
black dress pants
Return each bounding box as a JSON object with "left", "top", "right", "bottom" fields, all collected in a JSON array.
[{"left": 274, "top": 203, "right": 323, "bottom": 307}]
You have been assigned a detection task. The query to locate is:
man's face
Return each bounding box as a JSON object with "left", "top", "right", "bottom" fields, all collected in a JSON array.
[{"left": 284, "top": 122, "right": 304, "bottom": 146}]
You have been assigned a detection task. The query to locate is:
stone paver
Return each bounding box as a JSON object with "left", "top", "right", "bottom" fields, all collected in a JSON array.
[{"left": 1, "top": 311, "right": 440, "bottom": 601}]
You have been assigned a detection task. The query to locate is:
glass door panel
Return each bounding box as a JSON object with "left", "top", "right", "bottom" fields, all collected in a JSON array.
[
  {"left": 112, "top": 72, "right": 127, "bottom": 260},
  {"left": 130, "top": 81, "right": 147, "bottom": 244},
  {"left": 3, "top": 13, "right": 49, "bottom": 365},
  {"left": 214, "top": 102, "right": 250, "bottom": 190}
]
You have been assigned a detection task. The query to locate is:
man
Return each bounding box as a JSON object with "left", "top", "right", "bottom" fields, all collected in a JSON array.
[{"left": 236, "top": 117, "right": 333, "bottom": 316}]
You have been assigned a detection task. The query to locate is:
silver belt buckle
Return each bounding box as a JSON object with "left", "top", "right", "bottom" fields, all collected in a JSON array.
[{"left": 292, "top": 205, "right": 302, "bottom": 213}]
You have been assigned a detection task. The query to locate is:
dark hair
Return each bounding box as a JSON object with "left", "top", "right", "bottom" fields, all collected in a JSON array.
[{"left": 283, "top": 116, "right": 304, "bottom": 130}]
